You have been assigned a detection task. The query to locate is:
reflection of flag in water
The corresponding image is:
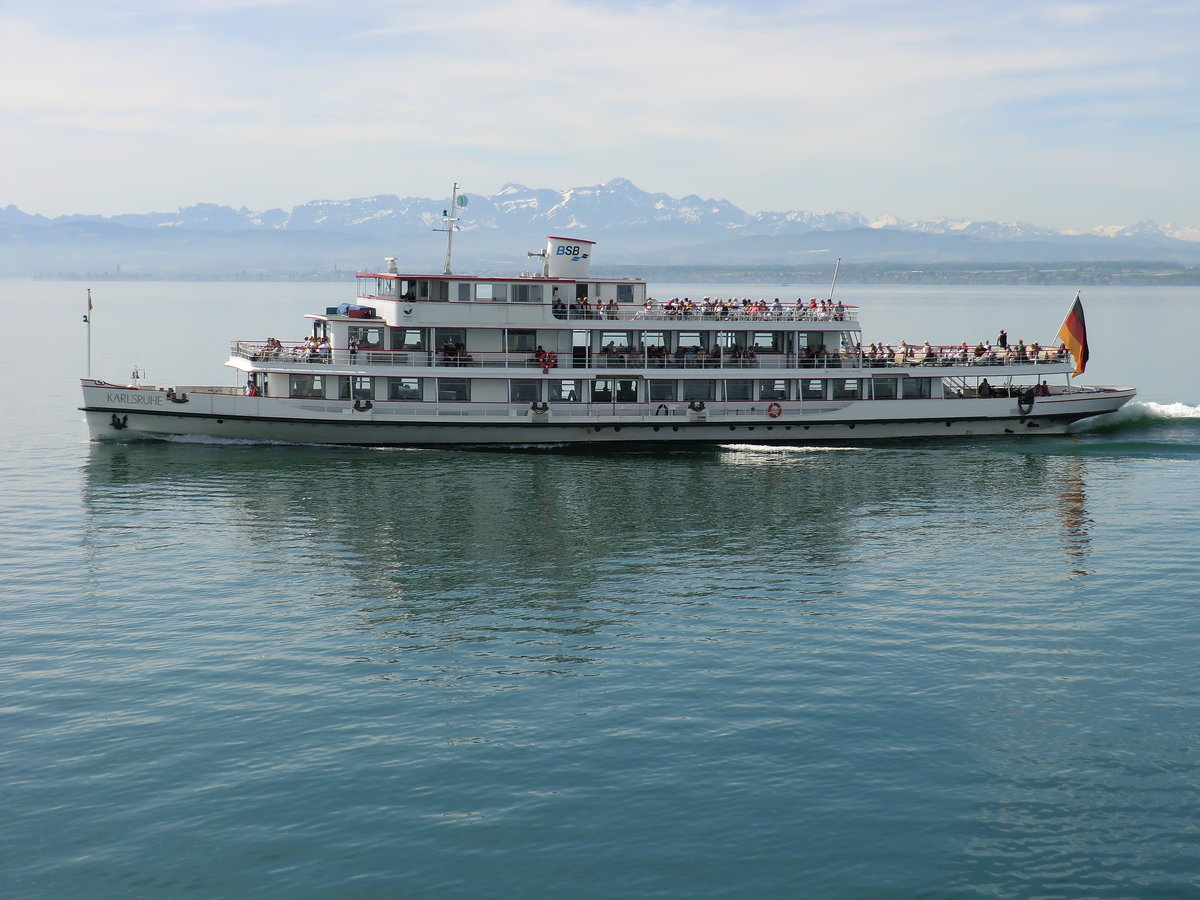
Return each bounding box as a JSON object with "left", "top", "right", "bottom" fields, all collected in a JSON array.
[{"left": 1056, "top": 293, "right": 1089, "bottom": 377}]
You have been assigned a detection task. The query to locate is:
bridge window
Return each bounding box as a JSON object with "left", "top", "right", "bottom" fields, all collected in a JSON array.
[
  {"left": 349, "top": 326, "right": 383, "bottom": 349},
  {"left": 511, "top": 283, "right": 544, "bottom": 303},
  {"left": 391, "top": 328, "right": 426, "bottom": 350},
  {"left": 507, "top": 329, "right": 537, "bottom": 352}
]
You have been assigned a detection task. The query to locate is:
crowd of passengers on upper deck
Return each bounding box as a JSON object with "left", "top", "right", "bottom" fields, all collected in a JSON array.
[
  {"left": 644, "top": 297, "right": 847, "bottom": 320},
  {"left": 863, "top": 338, "right": 1067, "bottom": 367},
  {"left": 549, "top": 296, "right": 848, "bottom": 321}
]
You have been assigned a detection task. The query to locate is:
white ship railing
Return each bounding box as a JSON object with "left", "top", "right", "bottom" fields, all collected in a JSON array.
[{"left": 232, "top": 342, "right": 1072, "bottom": 372}]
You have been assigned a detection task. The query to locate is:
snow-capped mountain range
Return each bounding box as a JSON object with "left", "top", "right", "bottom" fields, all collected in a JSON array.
[{"left": 2, "top": 177, "right": 1198, "bottom": 275}]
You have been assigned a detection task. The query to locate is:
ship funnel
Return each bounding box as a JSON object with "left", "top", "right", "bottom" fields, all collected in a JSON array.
[{"left": 544, "top": 236, "right": 595, "bottom": 279}]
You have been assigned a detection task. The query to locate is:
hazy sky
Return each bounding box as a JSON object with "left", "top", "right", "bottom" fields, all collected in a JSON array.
[{"left": 3, "top": 0, "right": 1197, "bottom": 229}]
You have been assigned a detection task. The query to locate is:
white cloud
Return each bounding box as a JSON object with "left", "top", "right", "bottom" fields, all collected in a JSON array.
[{"left": 1, "top": 0, "right": 1198, "bottom": 227}]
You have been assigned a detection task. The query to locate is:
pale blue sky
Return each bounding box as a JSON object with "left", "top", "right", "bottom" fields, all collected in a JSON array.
[{"left": 2, "top": 0, "right": 1197, "bottom": 229}]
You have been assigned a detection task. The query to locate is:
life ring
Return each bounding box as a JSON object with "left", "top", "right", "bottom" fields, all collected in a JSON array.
[
  {"left": 530, "top": 401, "right": 549, "bottom": 414},
  {"left": 655, "top": 403, "right": 669, "bottom": 416},
  {"left": 1017, "top": 390, "right": 1035, "bottom": 416},
  {"left": 541, "top": 352, "right": 557, "bottom": 374},
  {"left": 767, "top": 401, "right": 783, "bottom": 418}
]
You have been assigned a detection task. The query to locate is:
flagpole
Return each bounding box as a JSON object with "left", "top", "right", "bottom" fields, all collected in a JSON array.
[
  {"left": 84, "top": 288, "right": 92, "bottom": 377},
  {"left": 828, "top": 257, "right": 842, "bottom": 301}
]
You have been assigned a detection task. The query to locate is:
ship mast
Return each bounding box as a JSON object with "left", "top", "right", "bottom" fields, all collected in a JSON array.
[{"left": 434, "top": 182, "right": 463, "bottom": 275}]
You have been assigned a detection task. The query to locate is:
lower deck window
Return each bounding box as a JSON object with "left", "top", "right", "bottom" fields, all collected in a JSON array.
[
  {"left": 903, "top": 377, "right": 934, "bottom": 399},
  {"left": 759, "top": 379, "right": 788, "bottom": 401},
  {"left": 510, "top": 379, "right": 540, "bottom": 402},
  {"left": 872, "top": 377, "right": 898, "bottom": 400},
  {"left": 800, "top": 379, "right": 825, "bottom": 400},
  {"left": 548, "top": 380, "right": 582, "bottom": 402},
  {"left": 339, "top": 376, "right": 375, "bottom": 400},
  {"left": 831, "top": 379, "right": 863, "bottom": 400},
  {"left": 682, "top": 380, "right": 716, "bottom": 401},
  {"left": 437, "top": 378, "right": 471, "bottom": 401},
  {"left": 724, "top": 380, "right": 753, "bottom": 401},
  {"left": 289, "top": 374, "right": 325, "bottom": 399},
  {"left": 388, "top": 377, "right": 422, "bottom": 400},
  {"left": 649, "top": 380, "right": 676, "bottom": 402}
]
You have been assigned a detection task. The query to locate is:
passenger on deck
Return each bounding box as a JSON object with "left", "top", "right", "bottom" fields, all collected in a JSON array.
[{"left": 978, "top": 378, "right": 993, "bottom": 398}]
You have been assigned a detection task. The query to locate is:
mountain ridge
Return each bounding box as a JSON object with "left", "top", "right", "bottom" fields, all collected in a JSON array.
[{"left": 3, "top": 178, "right": 1199, "bottom": 275}]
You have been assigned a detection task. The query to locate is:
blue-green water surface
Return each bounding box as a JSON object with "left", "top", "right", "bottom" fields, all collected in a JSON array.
[{"left": 2, "top": 281, "right": 1199, "bottom": 898}]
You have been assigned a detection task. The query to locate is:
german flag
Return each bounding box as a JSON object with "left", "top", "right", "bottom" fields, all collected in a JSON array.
[{"left": 1056, "top": 294, "right": 1089, "bottom": 377}]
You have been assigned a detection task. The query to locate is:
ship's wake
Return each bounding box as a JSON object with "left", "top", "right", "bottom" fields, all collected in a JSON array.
[{"left": 1069, "top": 400, "right": 1200, "bottom": 434}]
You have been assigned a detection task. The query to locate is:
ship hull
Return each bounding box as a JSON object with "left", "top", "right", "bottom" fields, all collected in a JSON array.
[{"left": 82, "top": 382, "right": 1136, "bottom": 446}]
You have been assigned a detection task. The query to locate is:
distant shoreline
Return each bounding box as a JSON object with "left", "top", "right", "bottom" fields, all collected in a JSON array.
[{"left": 33, "top": 260, "right": 1200, "bottom": 286}]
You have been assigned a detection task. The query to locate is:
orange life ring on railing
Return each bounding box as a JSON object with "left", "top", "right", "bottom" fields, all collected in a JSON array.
[{"left": 767, "top": 401, "right": 783, "bottom": 418}]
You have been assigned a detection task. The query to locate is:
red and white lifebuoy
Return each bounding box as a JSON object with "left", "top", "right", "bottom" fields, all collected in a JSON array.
[{"left": 767, "top": 401, "right": 783, "bottom": 418}]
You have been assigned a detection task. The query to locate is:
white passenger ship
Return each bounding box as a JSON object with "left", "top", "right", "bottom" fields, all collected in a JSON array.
[{"left": 82, "top": 219, "right": 1134, "bottom": 446}]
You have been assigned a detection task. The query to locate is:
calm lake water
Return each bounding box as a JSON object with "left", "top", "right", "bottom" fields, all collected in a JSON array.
[{"left": 3, "top": 280, "right": 1199, "bottom": 898}]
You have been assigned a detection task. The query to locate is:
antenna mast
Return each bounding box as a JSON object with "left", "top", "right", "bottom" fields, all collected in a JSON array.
[{"left": 434, "top": 182, "right": 464, "bottom": 275}]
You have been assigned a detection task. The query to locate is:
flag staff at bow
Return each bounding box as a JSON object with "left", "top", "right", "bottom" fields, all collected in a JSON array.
[
  {"left": 83, "top": 288, "right": 93, "bottom": 377},
  {"left": 1056, "top": 293, "right": 1089, "bottom": 377}
]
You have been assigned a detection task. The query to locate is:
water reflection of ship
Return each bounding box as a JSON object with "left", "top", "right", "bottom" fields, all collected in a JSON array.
[
  {"left": 81, "top": 442, "right": 1087, "bottom": 658},
  {"left": 1057, "top": 457, "right": 1091, "bottom": 578}
]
